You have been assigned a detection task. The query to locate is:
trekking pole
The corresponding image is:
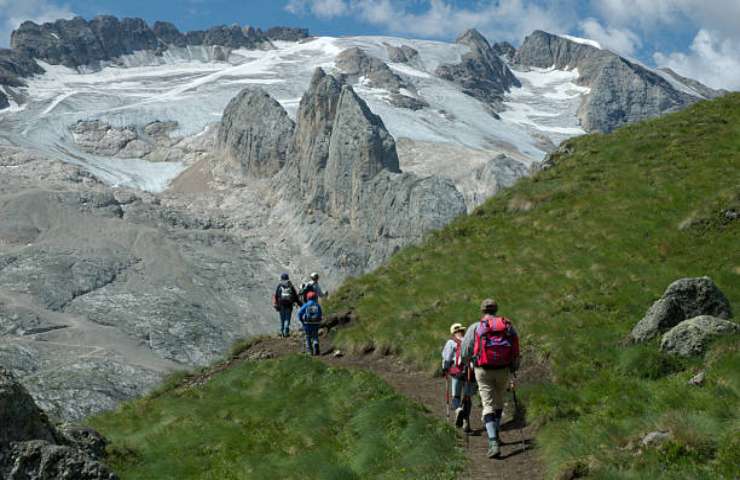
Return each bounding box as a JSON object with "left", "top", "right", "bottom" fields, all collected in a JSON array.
[
  {"left": 511, "top": 374, "right": 526, "bottom": 454},
  {"left": 444, "top": 372, "right": 450, "bottom": 419}
]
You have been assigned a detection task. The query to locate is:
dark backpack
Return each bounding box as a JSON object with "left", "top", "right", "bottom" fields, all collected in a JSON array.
[
  {"left": 473, "top": 315, "right": 514, "bottom": 368},
  {"left": 278, "top": 284, "right": 294, "bottom": 304}
]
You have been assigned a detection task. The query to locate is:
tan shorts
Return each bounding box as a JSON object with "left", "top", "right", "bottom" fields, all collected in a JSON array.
[{"left": 474, "top": 367, "right": 510, "bottom": 416}]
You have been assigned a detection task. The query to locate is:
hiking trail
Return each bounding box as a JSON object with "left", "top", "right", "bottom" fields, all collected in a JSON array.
[{"left": 184, "top": 332, "right": 545, "bottom": 479}]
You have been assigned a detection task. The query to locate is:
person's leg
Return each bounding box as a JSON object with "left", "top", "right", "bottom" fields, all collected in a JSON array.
[
  {"left": 311, "top": 326, "right": 320, "bottom": 355},
  {"left": 451, "top": 375, "right": 464, "bottom": 427},
  {"left": 450, "top": 376, "right": 462, "bottom": 410},
  {"left": 303, "top": 325, "right": 312, "bottom": 354},
  {"left": 476, "top": 367, "right": 501, "bottom": 458},
  {"left": 280, "top": 307, "right": 291, "bottom": 337}
]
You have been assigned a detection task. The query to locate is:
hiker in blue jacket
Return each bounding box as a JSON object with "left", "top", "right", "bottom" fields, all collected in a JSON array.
[{"left": 298, "top": 291, "right": 322, "bottom": 355}]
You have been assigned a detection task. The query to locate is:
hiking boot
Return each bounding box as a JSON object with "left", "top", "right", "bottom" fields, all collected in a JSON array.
[
  {"left": 462, "top": 418, "right": 472, "bottom": 433},
  {"left": 487, "top": 438, "right": 501, "bottom": 459},
  {"left": 454, "top": 408, "right": 465, "bottom": 428}
]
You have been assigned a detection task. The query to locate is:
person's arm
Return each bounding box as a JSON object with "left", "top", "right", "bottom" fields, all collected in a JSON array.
[
  {"left": 442, "top": 340, "right": 455, "bottom": 371},
  {"left": 297, "top": 304, "right": 307, "bottom": 323},
  {"left": 510, "top": 325, "right": 521, "bottom": 372},
  {"left": 291, "top": 286, "right": 301, "bottom": 306},
  {"left": 460, "top": 323, "right": 477, "bottom": 364}
]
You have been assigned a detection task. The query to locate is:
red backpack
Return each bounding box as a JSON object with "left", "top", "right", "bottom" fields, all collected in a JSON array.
[{"left": 473, "top": 315, "right": 514, "bottom": 368}]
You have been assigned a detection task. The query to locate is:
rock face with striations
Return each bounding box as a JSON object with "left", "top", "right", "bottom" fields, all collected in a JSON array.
[
  {"left": 436, "top": 29, "right": 520, "bottom": 107},
  {"left": 631, "top": 276, "right": 733, "bottom": 342},
  {"left": 217, "top": 88, "right": 295, "bottom": 177},
  {"left": 513, "top": 30, "right": 723, "bottom": 132},
  {"left": 0, "top": 367, "right": 117, "bottom": 480}
]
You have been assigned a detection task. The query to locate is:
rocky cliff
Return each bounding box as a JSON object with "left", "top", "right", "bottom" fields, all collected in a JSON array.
[
  {"left": 513, "top": 30, "right": 724, "bottom": 132},
  {"left": 436, "top": 29, "right": 520, "bottom": 107},
  {"left": 0, "top": 367, "right": 117, "bottom": 479}
]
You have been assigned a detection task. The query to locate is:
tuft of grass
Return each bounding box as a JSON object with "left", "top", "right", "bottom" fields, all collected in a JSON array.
[
  {"left": 88, "top": 356, "right": 464, "bottom": 480},
  {"left": 325, "top": 94, "right": 740, "bottom": 477}
]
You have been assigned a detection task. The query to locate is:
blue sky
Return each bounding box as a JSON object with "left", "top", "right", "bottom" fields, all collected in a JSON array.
[{"left": 1, "top": 0, "right": 738, "bottom": 90}]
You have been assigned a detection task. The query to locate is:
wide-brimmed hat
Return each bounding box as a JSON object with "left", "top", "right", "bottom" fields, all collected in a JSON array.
[{"left": 449, "top": 323, "right": 465, "bottom": 335}]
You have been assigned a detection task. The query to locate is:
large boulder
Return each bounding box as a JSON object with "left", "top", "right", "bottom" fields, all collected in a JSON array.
[
  {"left": 631, "top": 277, "right": 732, "bottom": 342},
  {"left": 435, "top": 29, "right": 520, "bottom": 106},
  {"left": 660, "top": 316, "right": 739, "bottom": 356},
  {"left": 217, "top": 88, "right": 295, "bottom": 177},
  {"left": 0, "top": 368, "right": 117, "bottom": 479}
]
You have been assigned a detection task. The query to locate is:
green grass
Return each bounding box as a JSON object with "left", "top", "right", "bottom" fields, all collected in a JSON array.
[
  {"left": 325, "top": 94, "right": 740, "bottom": 478},
  {"left": 88, "top": 355, "right": 464, "bottom": 480}
]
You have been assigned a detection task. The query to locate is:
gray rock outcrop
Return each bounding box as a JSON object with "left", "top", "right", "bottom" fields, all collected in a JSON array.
[
  {"left": 217, "top": 88, "right": 295, "bottom": 177},
  {"left": 335, "top": 47, "right": 428, "bottom": 110},
  {"left": 265, "top": 27, "right": 310, "bottom": 42},
  {"left": 631, "top": 276, "right": 733, "bottom": 342},
  {"left": 660, "top": 316, "right": 739, "bottom": 356},
  {"left": 513, "top": 30, "right": 723, "bottom": 132},
  {"left": 492, "top": 41, "right": 516, "bottom": 62},
  {"left": 0, "top": 368, "right": 117, "bottom": 480},
  {"left": 436, "top": 29, "right": 520, "bottom": 107},
  {"left": 70, "top": 119, "right": 209, "bottom": 162},
  {"left": 385, "top": 43, "right": 419, "bottom": 64}
]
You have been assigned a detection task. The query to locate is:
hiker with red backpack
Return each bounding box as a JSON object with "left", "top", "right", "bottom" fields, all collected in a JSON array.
[
  {"left": 272, "top": 273, "right": 301, "bottom": 338},
  {"left": 442, "top": 323, "right": 476, "bottom": 433},
  {"left": 461, "top": 299, "right": 520, "bottom": 459}
]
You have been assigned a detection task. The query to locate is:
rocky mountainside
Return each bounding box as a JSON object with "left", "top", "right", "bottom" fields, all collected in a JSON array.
[
  {"left": 436, "top": 29, "right": 521, "bottom": 108},
  {"left": 0, "top": 15, "right": 727, "bottom": 422},
  {"left": 513, "top": 30, "right": 724, "bottom": 132}
]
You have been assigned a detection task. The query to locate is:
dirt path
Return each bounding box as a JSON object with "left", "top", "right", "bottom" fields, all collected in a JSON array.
[{"left": 188, "top": 332, "right": 546, "bottom": 480}]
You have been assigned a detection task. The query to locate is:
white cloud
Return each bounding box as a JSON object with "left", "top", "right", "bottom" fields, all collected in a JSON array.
[
  {"left": 0, "top": 0, "right": 75, "bottom": 47},
  {"left": 654, "top": 29, "right": 740, "bottom": 91},
  {"left": 286, "top": 0, "right": 577, "bottom": 44},
  {"left": 285, "top": 0, "right": 350, "bottom": 19},
  {"left": 579, "top": 17, "right": 642, "bottom": 57}
]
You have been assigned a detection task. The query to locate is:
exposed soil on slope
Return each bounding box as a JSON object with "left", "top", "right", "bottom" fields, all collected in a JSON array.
[{"left": 186, "top": 331, "right": 545, "bottom": 480}]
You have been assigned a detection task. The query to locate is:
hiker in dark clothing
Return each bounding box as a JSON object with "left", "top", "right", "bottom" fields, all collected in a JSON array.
[
  {"left": 272, "top": 273, "right": 300, "bottom": 338},
  {"left": 298, "top": 291, "right": 322, "bottom": 355}
]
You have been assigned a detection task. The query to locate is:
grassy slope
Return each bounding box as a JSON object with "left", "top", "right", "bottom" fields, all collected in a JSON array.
[
  {"left": 89, "top": 356, "right": 464, "bottom": 479},
  {"left": 327, "top": 94, "right": 740, "bottom": 478}
]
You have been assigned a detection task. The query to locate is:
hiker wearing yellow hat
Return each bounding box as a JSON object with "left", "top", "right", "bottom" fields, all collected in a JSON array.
[{"left": 442, "top": 322, "right": 476, "bottom": 432}]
